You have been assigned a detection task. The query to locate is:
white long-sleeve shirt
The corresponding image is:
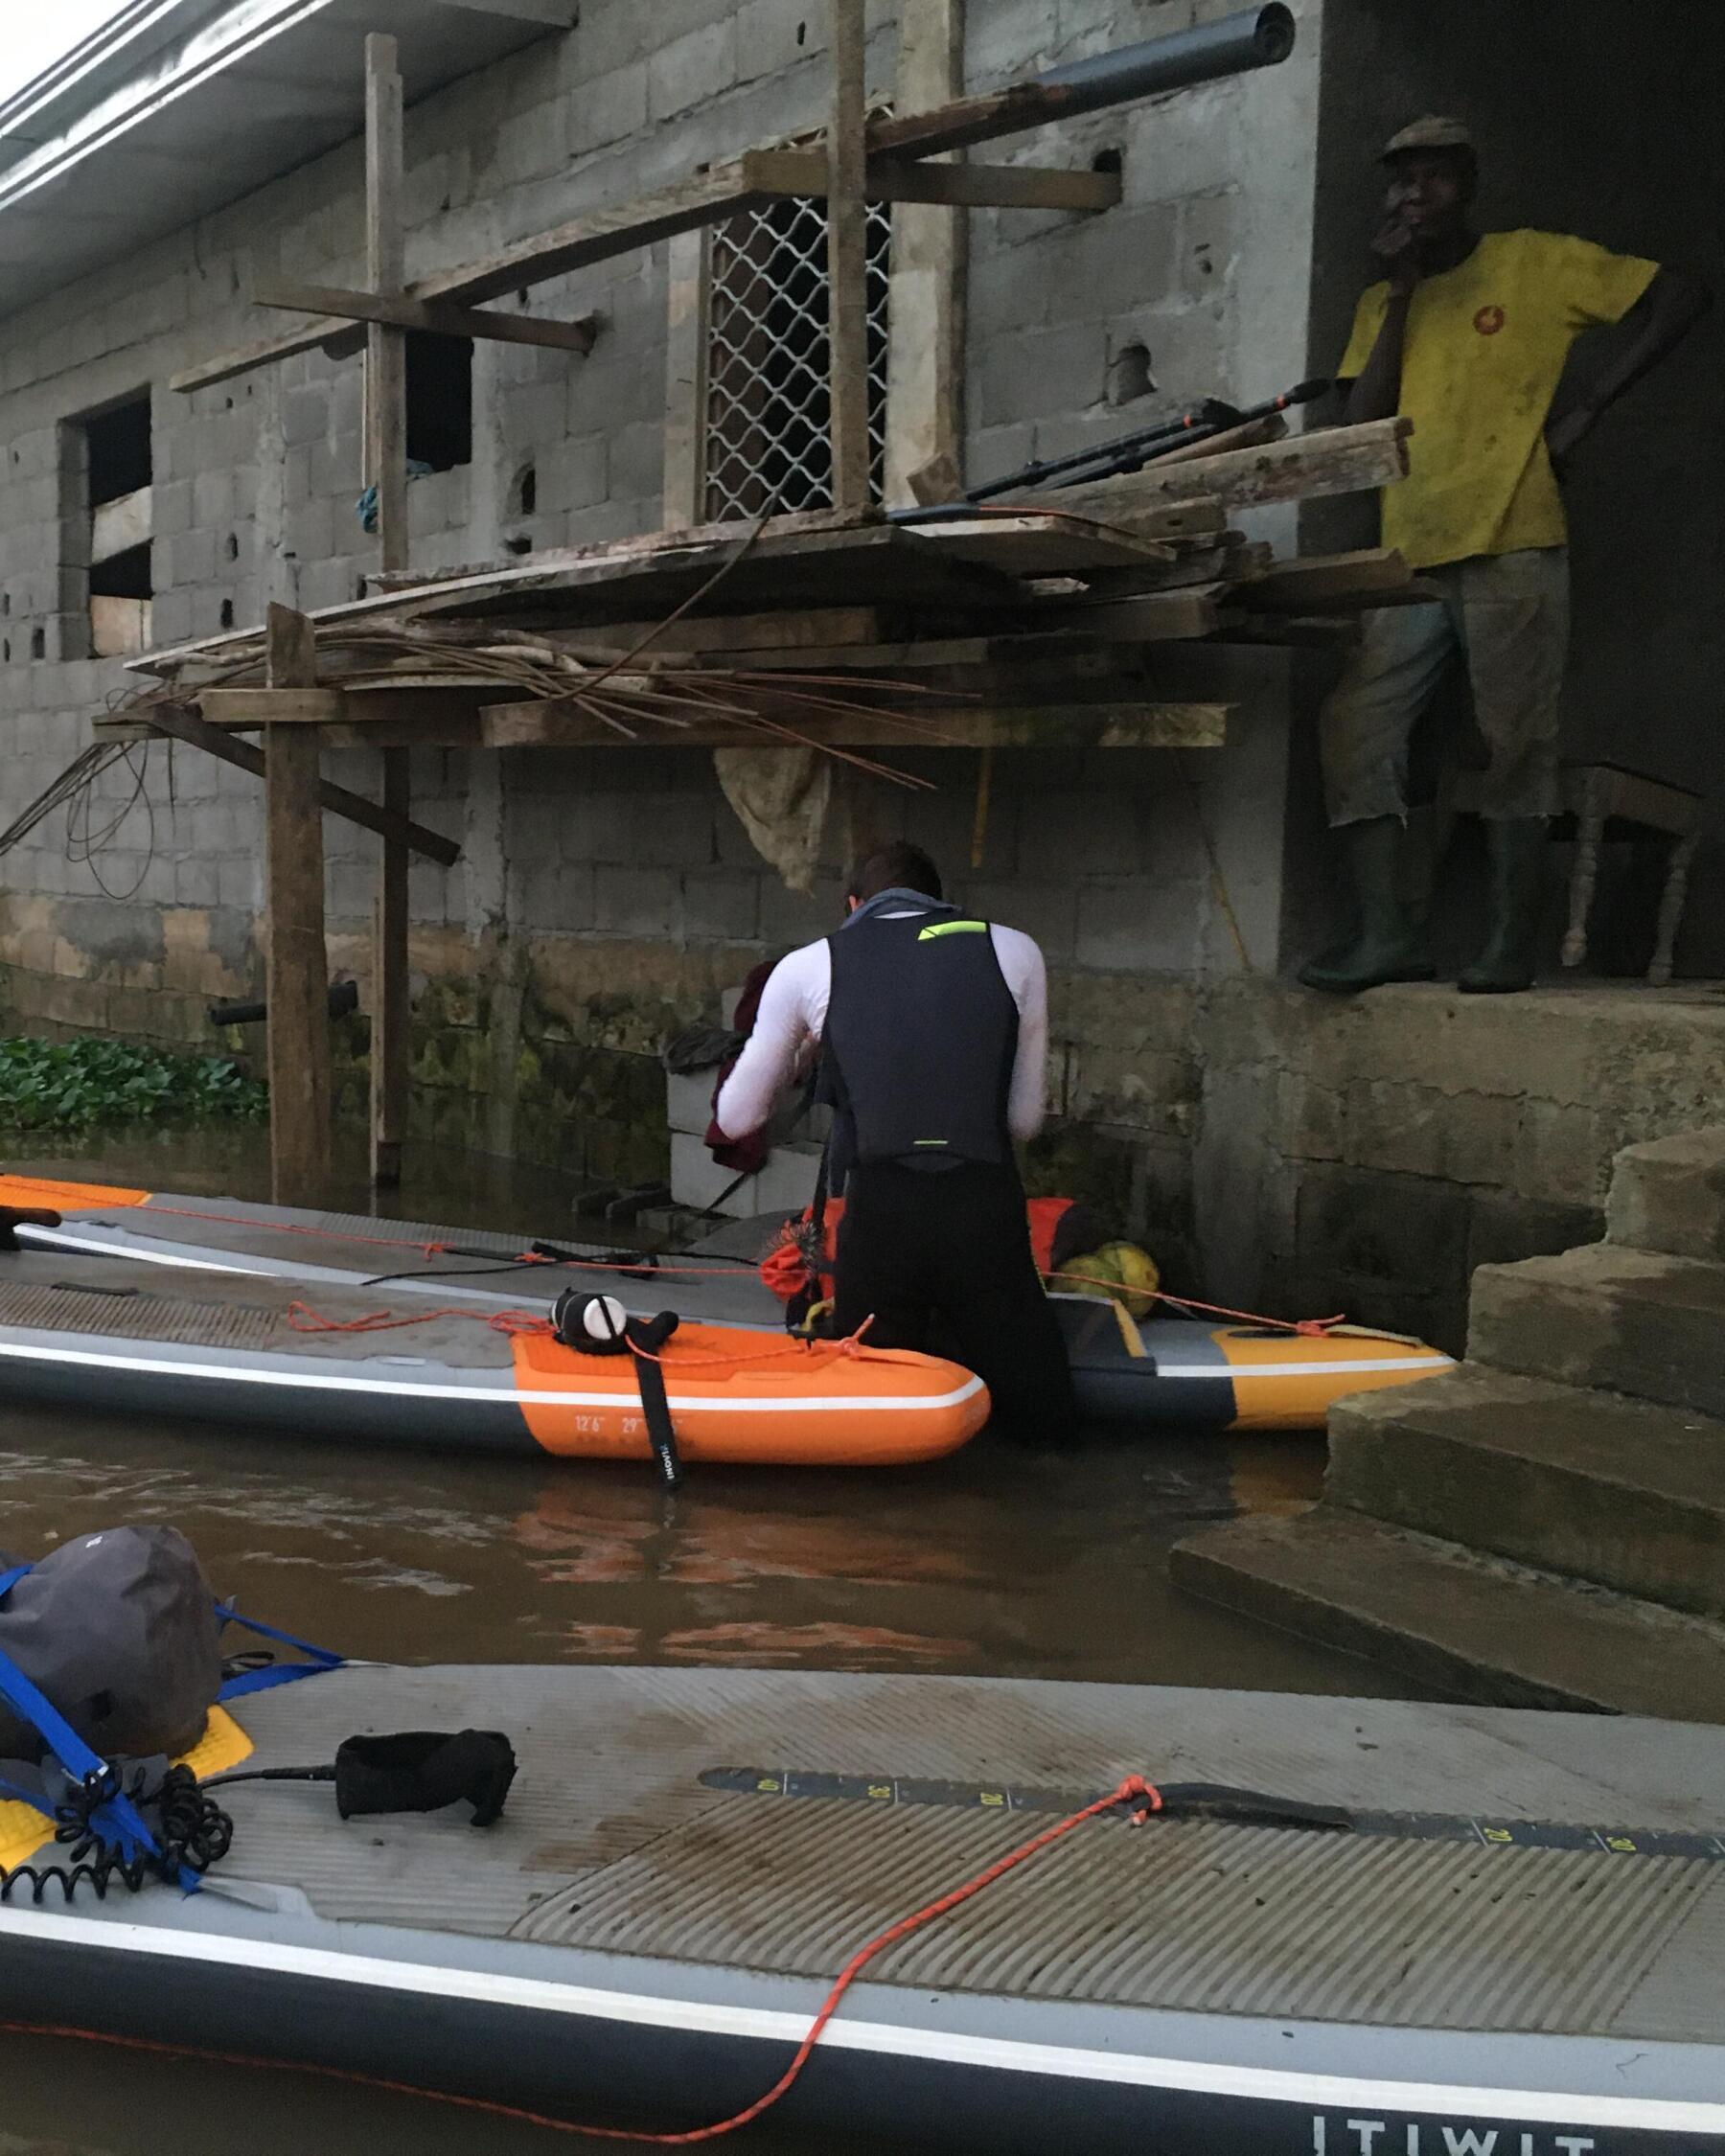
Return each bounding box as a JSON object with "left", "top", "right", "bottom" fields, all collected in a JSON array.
[{"left": 714, "top": 907, "right": 1049, "bottom": 1146}]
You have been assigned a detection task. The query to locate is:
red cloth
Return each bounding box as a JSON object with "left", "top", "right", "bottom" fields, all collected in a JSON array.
[{"left": 703, "top": 958, "right": 781, "bottom": 1175}]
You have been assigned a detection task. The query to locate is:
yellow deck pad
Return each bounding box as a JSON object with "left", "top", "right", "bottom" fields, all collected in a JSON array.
[
  {"left": 0, "top": 1174, "right": 152, "bottom": 1215},
  {"left": 0, "top": 1704, "right": 252, "bottom": 1871}
]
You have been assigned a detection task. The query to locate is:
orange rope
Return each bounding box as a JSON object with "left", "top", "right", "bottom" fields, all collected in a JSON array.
[
  {"left": 1046, "top": 1270, "right": 1345, "bottom": 1337},
  {"left": 0, "top": 1774, "right": 1161, "bottom": 2142}
]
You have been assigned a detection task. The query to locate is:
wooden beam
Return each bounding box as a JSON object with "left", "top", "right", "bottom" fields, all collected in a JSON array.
[
  {"left": 365, "top": 34, "right": 410, "bottom": 1194},
  {"left": 144, "top": 700, "right": 461, "bottom": 863},
  {"left": 1042, "top": 419, "right": 1414, "bottom": 524},
  {"left": 253, "top": 279, "right": 600, "bottom": 356},
  {"left": 479, "top": 700, "right": 1229, "bottom": 750},
  {"left": 661, "top": 229, "right": 710, "bottom": 529},
  {"left": 200, "top": 688, "right": 346, "bottom": 726},
  {"left": 1239, "top": 547, "right": 1414, "bottom": 612},
  {"left": 263, "top": 603, "right": 333, "bottom": 1208},
  {"left": 1017, "top": 586, "right": 1228, "bottom": 644},
  {"left": 371, "top": 747, "right": 410, "bottom": 1189},
  {"left": 828, "top": 0, "right": 871, "bottom": 517},
  {"left": 746, "top": 147, "right": 1119, "bottom": 212},
  {"left": 172, "top": 163, "right": 770, "bottom": 393},
  {"left": 364, "top": 34, "right": 408, "bottom": 581}
]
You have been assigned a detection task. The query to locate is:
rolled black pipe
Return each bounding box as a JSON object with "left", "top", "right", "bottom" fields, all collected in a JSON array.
[
  {"left": 1035, "top": 5, "right": 1296, "bottom": 110},
  {"left": 209, "top": 979, "right": 359, "bottom": 1028}
]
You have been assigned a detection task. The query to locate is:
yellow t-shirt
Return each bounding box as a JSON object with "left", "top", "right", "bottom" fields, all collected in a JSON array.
[{"left": 1339, "top": 229, "right": 1658, "bottom": 569}]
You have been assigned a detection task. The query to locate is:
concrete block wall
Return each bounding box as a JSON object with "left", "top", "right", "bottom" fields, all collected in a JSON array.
[{"left": 961, "top": 0, "right": 1325, "bottom": 556}]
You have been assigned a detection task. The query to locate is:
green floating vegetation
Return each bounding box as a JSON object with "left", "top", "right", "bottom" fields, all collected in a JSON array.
[{"left": 0, "top": 1036, "right": 267, "bottom": 1133}]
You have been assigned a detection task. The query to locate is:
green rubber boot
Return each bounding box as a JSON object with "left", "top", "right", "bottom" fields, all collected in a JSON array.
[
  {"left": 1299, "top": 816, "right": 1437, "bottom": 995},
  {"left": 1459, "top": 818, "right": 1548, "bottom": 994}
]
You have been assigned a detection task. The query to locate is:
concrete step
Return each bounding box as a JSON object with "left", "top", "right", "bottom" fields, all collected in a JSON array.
[
  {"left": 1171, "top": 1506, "right": 1725, "bottom": 1720},
  {"left": 1606, "top": 1124, "right": 1725, "bottom": 1263},
  {"left": 1468, "top": 1241, "right": 1725, "bottom": 1418},
  {"left": 1328, "top": 1364, "right": 1725, "bottom": 1617}
]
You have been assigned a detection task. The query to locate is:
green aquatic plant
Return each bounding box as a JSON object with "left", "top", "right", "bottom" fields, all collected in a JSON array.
[{"left": 0, "top": 1036, "right": 267, "bottom": 1132}]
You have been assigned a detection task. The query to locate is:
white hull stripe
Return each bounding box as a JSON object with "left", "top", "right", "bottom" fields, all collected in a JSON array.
[
  {"left": 0, "top": 1334, "right": 986, "bottom": 1418},
  {"left": 0, "top": 1904, "right": 1715, "bottom": 2132}
]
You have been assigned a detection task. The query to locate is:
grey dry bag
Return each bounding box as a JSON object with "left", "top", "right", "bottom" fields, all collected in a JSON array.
[{"left": 0, "top": 1525, "right": 222, "bottom": 1764}]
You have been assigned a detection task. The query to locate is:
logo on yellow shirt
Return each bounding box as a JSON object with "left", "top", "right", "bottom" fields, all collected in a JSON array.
[{"left": 1473, "top": 304, "right": 1506, "bottom": 336}]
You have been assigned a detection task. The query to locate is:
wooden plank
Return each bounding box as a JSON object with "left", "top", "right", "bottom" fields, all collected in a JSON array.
[
  {"left": 828, "top": 0, "right": 871, "bottom": 517},
  {"left": 143, "top": 700, "right": 461, "bottom": 863},
  {"left": 569, "top": 605, "right": 888, "bottom": 655},
  {"left": 1239, "top": 547, "right": 1414, "bottom": 612},
  {"left": 884, "top": 0, "right": 961, "bottom": 511},
  {"left": 371, "top": 747, "right": 410, "bottom": 1189},
  {"left": 1018, "top": 586, "right": 1227, "bottom": 643},
  {"left": 200, "top": 688, "right": 346, "bottom": 726},
  {"left": 911, "top": 513, "right": 1174, "bottom": 577},
  {"left": 479, "top": 700, "right": 1229, "bottom": 750},
  {"left": 1042, "top": 419, "right": 1414, "bottom": 523},
  {"left": 868, "top": 78, "right": 1079, "bottom": 163},
  {"left": 746, "top": 147, "right": 1120, "bottom": 212},
  {"left": 91, "top": 484, "right": 152, "bottom": 564},
  {"left": 253, "top": 279, "right": 600, "bottom": 356},
  {"left": 661, "top": 229, "right": 710, "bottom": 529},
  {"left": 365, "top": 34, "right": 408, "bottom": 581},
  {"left": 263, "top": 603, "right": 332, "bottom": 1208}
]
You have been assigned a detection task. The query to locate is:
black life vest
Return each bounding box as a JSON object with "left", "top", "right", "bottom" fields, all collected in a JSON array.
[{"left": 822, "top": 905, "right": 1019, "bottom": 1176}]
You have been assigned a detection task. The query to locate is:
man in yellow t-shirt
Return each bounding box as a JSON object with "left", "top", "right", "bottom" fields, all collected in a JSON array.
[{"left": 1302, "top": 116, "right": 1707, "bottom": 996}]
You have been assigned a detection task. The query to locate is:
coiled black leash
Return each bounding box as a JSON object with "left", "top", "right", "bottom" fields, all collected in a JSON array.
[{"left": 0, "top": 1763, "right": 233, "bottom": 1906}]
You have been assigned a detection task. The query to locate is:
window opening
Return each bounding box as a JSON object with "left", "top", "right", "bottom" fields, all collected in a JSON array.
[
  {"left": 405, "top": 332, "right": 472, "bottom": 473},
  {"left": 703, "top": 195, "right": 891, "bottom": 519},
  {"left": 76, "top": 393, "right": 153, "bottom": 658}
]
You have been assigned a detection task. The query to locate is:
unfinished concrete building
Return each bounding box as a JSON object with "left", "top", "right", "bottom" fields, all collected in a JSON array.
[{"left": 0, "top": 0, "right": 1718, "bottom": 1354}]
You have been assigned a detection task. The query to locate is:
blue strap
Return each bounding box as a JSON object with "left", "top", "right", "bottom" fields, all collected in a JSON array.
[
  {"left": 217, "top": 1603, "right": 345, "bottom": 1700},
  {"left": 0, "top": 1569, "right": 175, "bottom": 1876}
]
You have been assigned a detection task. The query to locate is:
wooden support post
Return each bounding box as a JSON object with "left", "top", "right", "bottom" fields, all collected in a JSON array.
[
  {"left": 364, "top": 34, "right": 412, "bottom": 1187},
  {"left": 827, "top": 0, "right": 871, "bottom": 516},
  {"left": 364, "top": 34, "right": 408, "bottom": 579},
  {"left": 264, "top": 604, "right": 332, "bottom": 1207},
  {"left": 372, "top": 748, "right": 411, "bottom": 1187},
  {"left": 885, "top": 0, "right": 965, "bottom": 506}
]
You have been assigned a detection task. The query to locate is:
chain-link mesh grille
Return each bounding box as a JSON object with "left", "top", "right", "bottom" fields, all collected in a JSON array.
[{"left": 704, "top": 195, "right": 891, "bottom": 521}]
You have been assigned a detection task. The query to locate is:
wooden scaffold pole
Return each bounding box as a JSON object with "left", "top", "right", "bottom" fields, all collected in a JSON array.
[
  {"left": 364, "top": 31, "right": 412, "bottom": 1188},
  {"left": 827, "top": 0, "right": 872, "bottom": 516},
  {"left": 263, "top": 603, "right": 333, "bottom": 1205}
]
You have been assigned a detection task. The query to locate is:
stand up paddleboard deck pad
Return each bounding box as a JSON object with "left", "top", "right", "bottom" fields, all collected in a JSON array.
[
  {"left": 1, "top": 1667, "right": 1721, "bottom": 2152},
  {"left": 1, "top": 1179, "right": 1453, "bottom": 1432}
]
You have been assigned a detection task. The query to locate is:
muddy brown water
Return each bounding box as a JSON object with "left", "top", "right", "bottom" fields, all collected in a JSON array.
[{"left": 0, "top": 1125, "right": 1412, "bottom": 2151}]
